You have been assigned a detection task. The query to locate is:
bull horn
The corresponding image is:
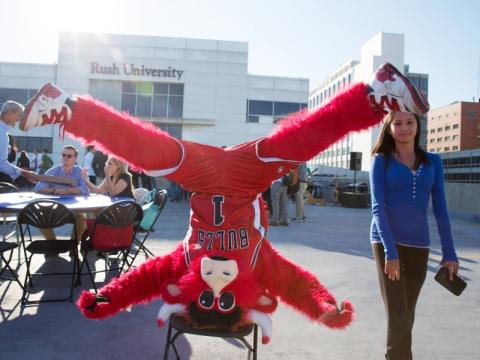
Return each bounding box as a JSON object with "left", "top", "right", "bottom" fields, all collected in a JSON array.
[
  {"left": 157, "top": 303, "right": 186, "bottom": 327},
  {"left": 247, "top": 309, "right": 273, "bottom": 344}
]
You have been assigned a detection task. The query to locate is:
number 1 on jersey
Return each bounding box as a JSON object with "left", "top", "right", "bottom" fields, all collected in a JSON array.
[{"left": 212, "top": 195, "right": 225, "bottom": 226}]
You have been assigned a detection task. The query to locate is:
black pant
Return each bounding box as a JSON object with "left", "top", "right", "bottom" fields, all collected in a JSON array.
[{"left": 372, "top": 243, "right": 429, "bottom": 360}]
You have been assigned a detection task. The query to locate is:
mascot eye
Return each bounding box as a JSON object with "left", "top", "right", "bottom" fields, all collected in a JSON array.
[
  {"left": 218, "top": 292, "right": 235, "bottom": 312},
  {"left": 198, "top": 290, "right": 214, "bottom": 310}
]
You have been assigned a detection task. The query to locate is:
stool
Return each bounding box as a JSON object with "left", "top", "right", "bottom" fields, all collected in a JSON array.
[{"left": 163, "top": 315, "right": 258, "bottom": 360}]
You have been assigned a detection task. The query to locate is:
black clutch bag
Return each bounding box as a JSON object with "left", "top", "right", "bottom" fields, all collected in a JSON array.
[{"left": 435, "top": 267, "right": 467, "bottom": 296}]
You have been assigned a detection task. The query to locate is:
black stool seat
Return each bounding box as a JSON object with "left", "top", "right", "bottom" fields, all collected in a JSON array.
[{"left": 170, "top": 315, "right": 254, "bottom": 338}]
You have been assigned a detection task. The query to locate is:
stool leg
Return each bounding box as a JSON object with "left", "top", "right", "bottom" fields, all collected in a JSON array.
[
  {"left": 253, "top": 324, "right": 258, "bottom": 360},
  {"left": 163, "top": 321, "right": 173, "bottom": 360}
]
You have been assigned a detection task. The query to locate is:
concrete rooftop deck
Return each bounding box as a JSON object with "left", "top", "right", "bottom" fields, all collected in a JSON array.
[{"left": 1, "top": 201, "right": 479, "bottom": 359}]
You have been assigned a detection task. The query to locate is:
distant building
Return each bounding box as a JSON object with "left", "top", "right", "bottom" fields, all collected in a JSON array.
[
  {"left": 427, "top": 101, "right": 480, "bottom": 153},
  {"left": 308, "top": 32, "right": 428, "bottom": 171},
  {"left": 440, "top": 149, "right": 480, "bottom": 183},
  {"left": 0, "top": 32, "right": 308, "bottom": 165}
]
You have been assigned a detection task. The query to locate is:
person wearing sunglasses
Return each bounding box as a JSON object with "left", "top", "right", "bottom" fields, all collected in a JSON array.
[{"left": 34, "top": 145, "right": 89, "bottom": 255}]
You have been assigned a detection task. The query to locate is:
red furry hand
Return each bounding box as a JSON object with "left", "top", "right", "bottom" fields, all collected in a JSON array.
[
  {"left": 319, "top": 300, "right": 354, "bottom": 329},
  {"left": 77, "top": 291, "right": 119, "bottom": 319}
]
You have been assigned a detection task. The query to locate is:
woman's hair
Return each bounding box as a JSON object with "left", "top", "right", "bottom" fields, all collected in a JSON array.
[
  {"left": 20, "top": 151, "right": 28, "bottom": 158},
  {"left": 371, "top": 111, "right": 427, "bottom": 167},
  {"left": 108, "top": 157, "right": 129, "bottom": 176}
]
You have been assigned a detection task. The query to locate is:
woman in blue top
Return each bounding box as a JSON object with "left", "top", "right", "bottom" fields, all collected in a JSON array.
[{"left": 369, "top": 111, "right": 460, "bottom": 360}]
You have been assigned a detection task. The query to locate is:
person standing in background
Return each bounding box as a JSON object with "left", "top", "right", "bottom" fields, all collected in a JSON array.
[
  {"left": 0, "top": 101, "right": 38, "bottom": 184},
  {"left": 30, "top": 148, "right": 41, "bottom": 174},
  {"left": 39, "top": 148, "right": 53, "bottom": 174},
  {"left": 92, "top": 148, "right": 108, "bottom": 182},
  {"left": 83, "top": 145, "right": 96, "bottom": 185},
  {"left": 292, "top": 162, "right": 309, "bottom": 221}
]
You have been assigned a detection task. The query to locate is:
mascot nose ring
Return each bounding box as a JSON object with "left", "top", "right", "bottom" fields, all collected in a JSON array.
[{"left": 200, "top": 257, "right": 239, "bottom": 297}]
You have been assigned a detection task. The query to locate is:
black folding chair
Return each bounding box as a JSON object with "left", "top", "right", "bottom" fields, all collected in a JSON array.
[
  {"left": 78, "top": 200, "right": 143, "bottom": 292},
  {"left": 0, "top": 241, "right": 23, "bottom": 290},
  {"left": 0, "top": 182, "right": 20, "bottom": 242},
  {"left": 17, "top": 200, "right": 80, "bottom": 303},
  {"left": 125, "top": 190, "right": 167, "bottom": 270},
  {"left": 163, "top": 315, "right": 258, "bottom": 360}
]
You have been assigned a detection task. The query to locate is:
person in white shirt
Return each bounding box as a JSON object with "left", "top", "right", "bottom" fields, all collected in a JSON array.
[
  {"left": 83, "top": 145, "right": 96, "bottom": 185},
  {"left": 0, "top": 101, "right": 38, "bottom": 184}
]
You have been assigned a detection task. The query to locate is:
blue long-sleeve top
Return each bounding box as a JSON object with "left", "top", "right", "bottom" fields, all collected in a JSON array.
[{"left": 370, "top": 152, "right": 457, "bottom": 262}]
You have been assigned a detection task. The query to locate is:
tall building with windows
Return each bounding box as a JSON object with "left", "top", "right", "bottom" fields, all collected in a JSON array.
[
  {"left": 0, "top": 32, "right": 307, "bottom": 164},
  {"left": 308, "top": 32, "right": 428, "bottom": 171},
  {"left": 427, "top": 101, "right": 480, "bottom": 153}
]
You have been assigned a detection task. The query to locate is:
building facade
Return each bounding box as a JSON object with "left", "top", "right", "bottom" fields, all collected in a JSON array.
[
  {"left": 308, "top": 32, "right": 428, "bottom": 171},
  {"left": 0, "top": 32, "right": 308, "bottom": 164},
  {"left": 427, "top": 101, "right": 480, "bottom": 153}
]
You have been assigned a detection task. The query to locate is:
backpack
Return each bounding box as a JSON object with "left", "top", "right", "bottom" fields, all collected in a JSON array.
[{"left": 282, "top": 168, "right": 299, "bottom": 187}]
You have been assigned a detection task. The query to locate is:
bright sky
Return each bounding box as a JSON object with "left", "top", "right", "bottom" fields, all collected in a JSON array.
[{"left": 0, "top": 0, "right": 479, "bottom": 108}]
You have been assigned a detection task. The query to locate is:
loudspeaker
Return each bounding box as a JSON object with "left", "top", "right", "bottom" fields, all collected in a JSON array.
[{"left": 349, "top": 152, "right": 362, "bottom": 171}]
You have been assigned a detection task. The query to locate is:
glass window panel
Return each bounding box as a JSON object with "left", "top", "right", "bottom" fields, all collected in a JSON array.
[
  {"left": 274, "top": 102, "right": 300, "bottom": 116},
  {"left": 16, "top": 137, "right": 27, "bottom": 153},
  {"left": 121, "top": 93, "right": 136, "bottom": 114},
  {"left": 27, "top": 137, "right": 42, "bottom": 153},
  {"left": 122, "top": 82, "right": 136, "bottom": 93},
  {"left": 247, "top": 115, "right": 259, "bottom": 123},
  {"left": 153, "top": 83, "right": 168, "bottom": 94},
  {"left": 168, "top": 96, "right": 183, "bottom": 118},
  {"left": 248, "top": 100, "right": 273, "bottom": 116},
  {"left": 136, "top": 95, "right": 152, "bottom": 117},
  {"left": 0, "top": 88, "right": 29, "bottom": 103},
  {"left": 169, "top": 84, "right": 184, "bottom": 95},
  {"left": 166, "top": 125, "right": 182, "bottom": 139},
  {"left": 41, "top": 137, "right": 53, "bottom": 153},
  {"left": 137, "top": 82, "right": 153, "bottom": 95},
  {"left": 152, "top": 95, "right": 168, "bottom": 117}
]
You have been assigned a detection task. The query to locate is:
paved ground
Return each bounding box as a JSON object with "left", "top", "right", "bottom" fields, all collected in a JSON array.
[{"left": 1, "top": 200, "right": 479, "bottom": 359}]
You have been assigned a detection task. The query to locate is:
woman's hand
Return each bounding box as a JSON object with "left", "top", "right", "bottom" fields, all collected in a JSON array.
[
  {"left": 441, "top": 260, "right": 460, "bottom": 281},
  {"left": 384, "top": 259, "right": 400, "bottom": 281}
]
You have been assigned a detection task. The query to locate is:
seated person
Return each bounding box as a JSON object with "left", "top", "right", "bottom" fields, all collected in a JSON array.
[
  {"left": 82, "top": 156, "right": 134, "bottom": 198},
  {"left": 34, "top": 145, "right": 89, "bottom": 251}
]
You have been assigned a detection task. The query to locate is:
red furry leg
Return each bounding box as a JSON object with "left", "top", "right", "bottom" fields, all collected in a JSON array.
[
  {"left": 259, "top": 83, "right": 384, "bottom": 161},
  {"left": 255, "top": 241, "right": 354, "bottom": 328},
  {"left": 65, "top": 96, "right": 182, "bottom": 172},
  {"left": 77, "top": 246, "right": 184, "bottom": 319}
]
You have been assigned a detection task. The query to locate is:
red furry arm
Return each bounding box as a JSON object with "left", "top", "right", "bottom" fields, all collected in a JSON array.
[
  {"left": 66, "top": 96, "right": 182, "bottom": 173},
  {"left": 255, "top": 241, "right": 354, "bottom": 328},
  {"left": 259, "top": 83, "right": 383, "bottom": 161},
  {"left": 77, "top": 246, "right": 185, "bottom": 319}
]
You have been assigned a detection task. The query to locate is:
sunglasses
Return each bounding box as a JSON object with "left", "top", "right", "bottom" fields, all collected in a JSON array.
[{"left": 61, "top": 153, "right": 74, "bottom": 159}]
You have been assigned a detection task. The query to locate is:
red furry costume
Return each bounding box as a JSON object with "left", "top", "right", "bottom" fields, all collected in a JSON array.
[{"left": 74, "top": 83, "right": 384, "bottom": 343}]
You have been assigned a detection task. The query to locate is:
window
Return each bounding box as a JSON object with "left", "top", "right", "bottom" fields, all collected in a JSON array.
[
  {"left": 444, "top": 136, "right": 450, "bottom": 141},
  {"left": 444, "top": 147, "right": 450, "bottom": 151},
  {"left": 430, "top": 129, "right": 435, "bottom": 133},
  {"left": 429, "top": 139, "right": 435, "bottom": 143},
  {"left": 437, "top": 138, "right": 442, "bottom": 142},
  {"left": 120, "top": 81, "right": 184, "bottom": 119},
  {"left": 452, "top": 135, "right": 459, "bottom": 140},
  {"left": 437, "top": 127, "right": 443, "bottom": 132},
  {"left": 445, "top": 125, "right": 451, "bottom": 130},
  {"left": 453, "top": 146, "right": 458, "bottom": 150},
  {"left": 15, "top": 136, "right": 53, "bottom": 153},
  {"left": 0, "top": 88, "right": 38, "bottom": 108},
  {"left": 437, "top": 148, "right": 442, "bottom": 152},
  {"left": 429, "top": 148, "right": 435, "bottom": 152},
  {"left": 453, "top": 124, "right": 459, "bottom": 129},
  {"left": 246, "top": 100, "right": 307, "bottom": 123}
]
